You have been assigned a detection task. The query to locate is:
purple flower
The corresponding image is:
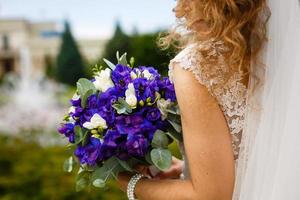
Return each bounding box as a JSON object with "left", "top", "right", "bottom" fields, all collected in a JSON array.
[
  {"left": 160, "top": 77, "right": 176, "bottom": 102},
  {"left": 70, "top": 98, "right": 81, "bottom": 107},
  {"left": 58, "top": 123, "right": 75, "bottom": 143},
  {"left": 126, "top": 134, "right": 149, "bottom": 157},
  {"left": 98, "top": 129, "right": 125, "bottom": 161},
  {"left": 138, "top": 66, "right": 161, "bottom": 80},
  {"left": 111, "top": 64, "right": 132, "bottom": 88},
  {"left": 146, "top": 108, "right": 161, "bottom": 121},
  {"left": 75, "top": 137, "right": 101, "bottom": 166},
  {"left": 133, "top": 78, "right": 159, "bottom": 102},
  {"left": 115, "top": 114, "right": 144, "bottom": 135},
  {"left": 103, "top": 129, "right": 122, "bottom": 148}
]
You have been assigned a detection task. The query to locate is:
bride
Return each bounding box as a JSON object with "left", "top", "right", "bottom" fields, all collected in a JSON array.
[{"left": 118, "top": 0, "right": 300, "bottom": 199}]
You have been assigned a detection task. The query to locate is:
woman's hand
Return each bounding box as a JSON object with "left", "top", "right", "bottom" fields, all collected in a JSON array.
[
  {"left": 117, "top": 157, "right": 183, "bottom": 192},
  {"left": 153, "top": 156, "right": 183, "bottom": 180},
  {"left": 135, "top": 156, "right": 184, "bottom": 180}
]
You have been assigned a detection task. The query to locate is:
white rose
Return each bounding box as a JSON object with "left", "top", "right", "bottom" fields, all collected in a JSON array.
[
  {"left": 93, "top": 68, "right": 114, "bottom": 92},
  {"left": 83, "top": 113, "right": 107, "bottom": 130},
  {"left": 142, "top": 69, "right": 153, "bottom": 80},
  {"left": 125, "top": 83, "right": 137, "bottom": 107}
]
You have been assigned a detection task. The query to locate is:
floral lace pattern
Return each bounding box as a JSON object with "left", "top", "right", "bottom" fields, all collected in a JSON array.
[{"left": 168, "top": 40, "right": 247, "bottom": 160}]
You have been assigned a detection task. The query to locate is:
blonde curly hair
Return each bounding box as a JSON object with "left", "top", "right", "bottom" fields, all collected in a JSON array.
[{"left": 159, "top": 0, "right": 270, "bottom": 74}]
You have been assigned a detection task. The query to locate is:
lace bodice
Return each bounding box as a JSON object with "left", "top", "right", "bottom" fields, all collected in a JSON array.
[{"left": 168, "top": 40, "right": 247, "bottom": 161}]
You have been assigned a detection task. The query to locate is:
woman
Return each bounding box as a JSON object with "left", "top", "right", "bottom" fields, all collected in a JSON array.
[{"left": 118, "top": 0, "right": 269, "bottom": 199}]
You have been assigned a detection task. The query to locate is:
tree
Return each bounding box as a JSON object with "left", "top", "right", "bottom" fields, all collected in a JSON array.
[
  {"left": 101, "top": 21, "right": 131, "bottom": 62},
  {"left": 56, "top": 21, "right": 85, "bottom": 86}
]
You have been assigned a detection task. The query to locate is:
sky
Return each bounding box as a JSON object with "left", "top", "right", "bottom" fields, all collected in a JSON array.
[{"left": 0, "top": 0, "right": 176, "bottom": 39}]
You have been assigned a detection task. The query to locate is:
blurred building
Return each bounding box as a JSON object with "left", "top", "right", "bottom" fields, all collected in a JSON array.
[{"left": 0, "top": 18, "right": 107, "bottom": 79}]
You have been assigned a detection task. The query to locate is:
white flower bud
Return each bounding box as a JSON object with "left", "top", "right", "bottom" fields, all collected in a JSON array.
[{"left": 125, "top": 83, "right": 137, "bottom": 107}]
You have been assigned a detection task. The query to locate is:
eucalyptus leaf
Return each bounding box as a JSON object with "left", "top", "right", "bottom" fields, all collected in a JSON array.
[
  {"left": 112, "top": 103, "right": 127, "bottom": 114},
  {"left": 76, "top": 78, "right": 96, "bottom": 98},
  {"left": 168, "top": 119, "right": 182, "bottom": 133},
  {"left": 63, "top": 156, "right": 74, "bottom": 172},
  {"left": 75, "top": 170, "right": 91, "bottom": 192},
  {"left": 117, "top": 158, "right": 133, "bottom": 172},
  {"left": 151, "top": 130, "right": 169, "bottom": 148},
  {"left": 81, "top": 89, "right": 94, "bottom": 108},
  {"left": 92, "top": 179, "right": 106, "bottom": 188},
  {"left": 150, "top": 148, "right": 172, "bottom": 171},
  {"left": 118, "top": 52, "right": 128, "bottom": 66},
  {"left": 103, "top": 58, "right": 116, "bottom": 70},
  {"left": 91, "top": 157, "right": 123, "bottom": 186},
  {"left": 167, "top": 127, "right": 183, "bottom": 142},
  {"left": 76, "top": 176, "right": 89, "bottom": 192},
  {"left": 118, "top": 97, "right": 132, "bottom": 113},
  {"left": 145, "top": 152, "right": 154, "bottom": 165},
  {"left": 74, "top": 126, "right": 83, "bottom": 144},
  {"left": 81, "top": 130, "right": 89, "bottom": 146}
]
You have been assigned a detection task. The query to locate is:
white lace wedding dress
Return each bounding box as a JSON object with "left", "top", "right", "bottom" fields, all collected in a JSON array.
[{"left": 168, "top": 39, "right": 248, "bottom": 178}]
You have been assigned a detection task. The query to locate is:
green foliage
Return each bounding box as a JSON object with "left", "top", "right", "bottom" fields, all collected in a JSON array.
[
  {"left": 44, "top": 54, "right": 55, "bottom": 79},
  {"left": 150, "top": 148, "right": 172, "bottom": 171},
  {"left": 56, "top": 21, "right": 86, "bottom": 86},
  {"left": 76, "top": 78, "right": 97, "bottom": 108},
  {"left": 97, "top": 22, "right": 176, "bottom": 77},
  {"left": 101, "top": 21, "right": 131, "bottom": 63},
  {"left": 151, "top": 130, "right": 170, "bottom": 149},
  {"left": 112, "top": 97, "right": 133, "bottom": 115},
  {"left": 0, "top": 134, "right": 126, "bottom": 200}
]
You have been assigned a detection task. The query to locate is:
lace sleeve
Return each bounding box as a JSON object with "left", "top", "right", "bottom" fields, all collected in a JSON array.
[
  {"left": 168, "top": 40, "right": 248, "bottom": 160},
  {"left": 168, "top": 40, "right": 229, "bottom": 96}
]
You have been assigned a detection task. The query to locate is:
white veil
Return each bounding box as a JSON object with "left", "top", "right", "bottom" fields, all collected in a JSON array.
[{"left": 233, "top": 0, "right": 300, "bottom": 199}]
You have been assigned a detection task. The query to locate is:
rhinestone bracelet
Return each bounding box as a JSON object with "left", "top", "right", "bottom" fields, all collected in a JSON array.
[{"left": 127, "top": 173, "right": 147, "bottom": 200}]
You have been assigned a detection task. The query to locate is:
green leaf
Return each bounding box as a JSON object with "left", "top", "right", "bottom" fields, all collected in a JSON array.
[
  {"left": 76, "top": 78, "right": 96, "bottom": 108},
  {"left": 112, "top": 103, "right": 127, "bottom": 114},
  {"left": 81, "top": 130, "right": 89, "bottom": 146},
  {"left": 118, "top": 52, "right": 128, "bottom": 66},
  {"left": 74, "top": 126, "right": 83, "bottom": 144},
  {"left": 77, "top": 78, "right": 96, "bottom": 97},
  {"left": 167, "top": 119, "right": 182, "bottom": 133},
  {"left": 74, "top": 126, "right": 89, "bottom": 145},
  {"left": 103, "top": 58, "right": 116, "bottom": 70},
  {"left": 75, "top": 170, "right": 90, "bottom": 192},
  {"left": 92, "top": 179, "right": 106, "bottom": 188},
  {"left": 151, "top": 130, "right": 169, "bottom": 148},
  {"left": 118, "top": 97, "right": 133, "bottom": 113},
  {"left": 116, "top": 51, "right": 120, "bottom": 61},
  {"left": 117, "top": 158, "right": 133, "bottom": 172},
  {"left": 81, "top": 89, "right": 94, "bottom": 108},
  {"left": 150, "top": 148, "right": 172, "bottom": 171},
  {"left": 63, "top": 156, "right": 74, "bottom": 172},
  {"left": 145, "top": 152, "right": 154, "bottom": 165},
  {"left": 129, "top": 57, "right": 135, "bottom": 68},
  {"left": 91, "top": 157, "right": 123, "bottom": 187},
  {"left": 167, "top": 127, "right": 183, "bottom": 142}
]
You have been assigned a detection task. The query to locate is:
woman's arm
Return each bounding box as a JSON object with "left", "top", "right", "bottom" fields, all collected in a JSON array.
[{"left": 118, "top": 63, "right": 235, "bottom": 200}]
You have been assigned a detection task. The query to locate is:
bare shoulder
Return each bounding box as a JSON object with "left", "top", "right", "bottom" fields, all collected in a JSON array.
[{"left": 171, "top": 62, "right": 229, "bottom": 135}]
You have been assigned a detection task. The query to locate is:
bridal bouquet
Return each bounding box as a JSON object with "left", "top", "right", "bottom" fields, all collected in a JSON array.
[{"left": 58, "top": 52, "right": 182, "bottom": 191}]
